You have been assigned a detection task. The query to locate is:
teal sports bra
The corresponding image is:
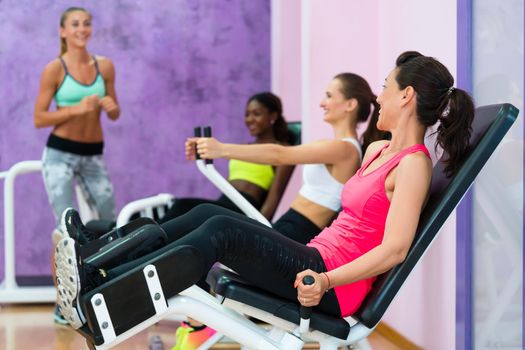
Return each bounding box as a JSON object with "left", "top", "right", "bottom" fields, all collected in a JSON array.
[{"left": 54, "top": 56, "right": 106, "bottom": 107}]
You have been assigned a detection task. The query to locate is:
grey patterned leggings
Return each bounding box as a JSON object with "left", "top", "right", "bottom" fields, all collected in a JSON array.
[{"left": 42, "top": 147, "right": 116, "bottom": 227}]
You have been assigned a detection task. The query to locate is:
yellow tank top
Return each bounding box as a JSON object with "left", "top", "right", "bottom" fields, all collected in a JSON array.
[{"left": 228, "top": 159, "right": 275, "bottom": 190}]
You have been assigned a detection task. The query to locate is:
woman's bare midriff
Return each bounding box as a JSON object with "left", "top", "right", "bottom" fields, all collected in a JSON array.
[
  {"left": 290, "top": 194, "right": 337, "bottom": 229},
  {"left": 229, "top": 179, "right": 268, "bottom": 204},
  {"left": 53, "top": 107, "right": 104, "bottom": 142}
]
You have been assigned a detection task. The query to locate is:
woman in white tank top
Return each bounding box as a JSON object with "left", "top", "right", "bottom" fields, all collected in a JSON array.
[{"left": 188, "top": 73, "right": 389, "bottom": 244}]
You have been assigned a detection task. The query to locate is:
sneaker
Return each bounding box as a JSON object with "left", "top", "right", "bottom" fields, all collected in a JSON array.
[
  {"left": 53, "top": 305, "right": 69, "bottom": 325},
  {"left": 55, "top": 237, "right": 105, "bottom": 329},
  {"left": 172, "top": 322, "right": 217, "bottom": 350},
  {"left": 60, "top": 208, "right": 97, "bottom": 245},
  {"left": 52, "top": 228, "right": 66, "bottom": 246},
  {"left": 149, "top": 335, "right": 165, "bottom": 350}
]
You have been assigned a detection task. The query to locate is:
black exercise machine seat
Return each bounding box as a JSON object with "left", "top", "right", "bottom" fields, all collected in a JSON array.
[{"left": 207, "top": 103, "right": 519, "bottom": 339}]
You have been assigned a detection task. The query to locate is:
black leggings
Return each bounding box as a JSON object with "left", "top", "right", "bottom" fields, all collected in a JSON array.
[
  {"left": 158, "top": 192, "right": 260, "bottom": 223},
  {"left": 273, "top": 208, "right": 322, "bottom": 244},
  {"left": 108, "top": 203, "right": 341, "bottom": 316}
]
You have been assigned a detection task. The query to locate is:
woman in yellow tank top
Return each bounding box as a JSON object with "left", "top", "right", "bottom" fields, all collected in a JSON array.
[
  {"left": 189, "top": 73, "right": 389, "bottom": 244},
  {"left": 159, "top": 92, "right": 294, "bottom": 223}
]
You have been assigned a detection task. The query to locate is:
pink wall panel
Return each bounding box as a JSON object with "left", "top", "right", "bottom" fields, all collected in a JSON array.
[
  {"left": 274, "top": 1, "right": 458, "bottom": 348},
  {"left": 306, "top": 0, "right": 380, "bottom": 142}
]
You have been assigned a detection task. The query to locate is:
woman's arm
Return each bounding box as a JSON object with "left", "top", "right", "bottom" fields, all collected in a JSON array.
[
  {"left": 98, "top": 57, "right": 120, "bottom": 121},
  {"left": 34, "top": 61, "right": 73, "bottom": 128},
  {"left": 190, "top": 137, "right": 358, "bottom": 166},
  {"left": 259, "top": 164, "right": 295, "bottom": 220},
  {"left": 296, "top": 151, "right": 432, "bottom": 306}
]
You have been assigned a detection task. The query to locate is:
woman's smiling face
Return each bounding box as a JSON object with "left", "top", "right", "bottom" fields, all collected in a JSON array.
[
  {"left": 376, "top": 68, "right": 405, "bottom": 131},
  {"left": 320, "top": 78, "right": 352, "bottom": 124},
  {"left": 61, "top": 10, "right": 92, "bottom": 50}
]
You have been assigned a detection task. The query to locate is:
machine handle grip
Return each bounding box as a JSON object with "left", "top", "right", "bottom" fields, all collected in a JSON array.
[
  {"left": 193, "top": 127, "right": 202, "bottom": 160},
  {"left": 203, "top": 126, "right": 213, "bottom": 164},
  {"left": 299, "top": 275, "right": 314, "bottom": 320},
  {"left": 193, "top": 127, "right": 202, "bottom": 137},
  {"left": 298, "top": 275, "right": 315, "bottom": 333}
]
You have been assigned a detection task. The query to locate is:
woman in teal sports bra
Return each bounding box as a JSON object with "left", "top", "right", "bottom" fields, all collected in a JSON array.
[
  {"left": 159, "top": 92, "right": 294, "bottom": 223},
  {"left": 33, "top": 6, "right": 120, "bottom": 325}
]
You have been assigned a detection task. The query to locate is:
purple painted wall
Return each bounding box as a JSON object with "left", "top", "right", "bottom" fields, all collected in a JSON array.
[{"left": 0, "top": 0, "right": 270, "bottom": 277}]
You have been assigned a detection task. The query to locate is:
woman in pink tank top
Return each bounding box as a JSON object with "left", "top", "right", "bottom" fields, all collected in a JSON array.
[
  {"left": 54, "top": 52, "right": 476, "bottom": 339},
  {"left": 300, "top": 51, "right": 475, "bottom": 314}
]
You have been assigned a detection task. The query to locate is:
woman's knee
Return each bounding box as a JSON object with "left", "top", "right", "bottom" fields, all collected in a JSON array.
[
  {"left": 200, "top": 214, "right": 237, "bottom": 229},
  {"left": 189, "top": 203, "right": 233, "bottom": 217}
]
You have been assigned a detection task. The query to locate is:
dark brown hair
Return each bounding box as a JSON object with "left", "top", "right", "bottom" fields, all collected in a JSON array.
[
  {"left": 248, "top": 92, "right": 289, "bottom": 143},
  {"left": 395, "top": 51, "right": 474, "bottom": 176}
]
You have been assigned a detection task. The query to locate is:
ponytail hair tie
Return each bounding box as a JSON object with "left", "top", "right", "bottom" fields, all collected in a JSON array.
[{"left": 447, "top": 86, "right": 456, "bottom": 96}]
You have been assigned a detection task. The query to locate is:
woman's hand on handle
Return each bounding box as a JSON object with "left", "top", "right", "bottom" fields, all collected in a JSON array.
[
  {"left": 295, "top": 269, "right": 329, "bottom": 307},
  {"left": 196, "top": 137, "right": 225, "bottom": 159},
  {"left": 185, "top": 137, "right": 224, "bottom": 160},
  {"left": 185, "top": 138, "right": 198, "bottom": 160}
]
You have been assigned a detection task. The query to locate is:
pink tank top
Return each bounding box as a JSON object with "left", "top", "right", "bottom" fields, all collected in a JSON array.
[{"left": 308, "top": 143, "right": 430, "bottom": 316}]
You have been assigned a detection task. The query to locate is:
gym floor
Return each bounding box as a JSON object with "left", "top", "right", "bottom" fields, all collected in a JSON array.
[{"left": 0, "top": 304, "right": 405, "bottom": 350}]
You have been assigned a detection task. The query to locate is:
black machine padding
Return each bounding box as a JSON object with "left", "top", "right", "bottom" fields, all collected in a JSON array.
[
  {"left": 208, "top": 267, "right": 351, "bottom": 339},
  {"left": 80, "top": 245, "right": 205, "bottom": 346}
]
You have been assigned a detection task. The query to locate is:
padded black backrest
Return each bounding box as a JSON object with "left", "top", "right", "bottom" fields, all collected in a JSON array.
[
  {"left": 287, "top": 121, "right": 302, "bottom": 146},
  {"left": 354, "top": 103, "right": 519, "bottom": 328}
]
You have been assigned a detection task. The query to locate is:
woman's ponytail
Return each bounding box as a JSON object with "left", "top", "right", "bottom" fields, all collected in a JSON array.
[
  {"left": 272, "top": 114, "right": 290, "bottom": 143},
  {"left": 436, "top": 88, "right": 474, "bottom": 176}
]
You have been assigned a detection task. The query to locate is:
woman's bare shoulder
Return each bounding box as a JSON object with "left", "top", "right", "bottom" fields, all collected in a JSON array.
[
  {"left": 39, "top": 58, "right": 64, "bottom": 85},
  {"left": 362, "top": 140, "right": 389, "bottom": 163},
  {"left": 43, "top": 58, "right": 63, "bottom": 74}
]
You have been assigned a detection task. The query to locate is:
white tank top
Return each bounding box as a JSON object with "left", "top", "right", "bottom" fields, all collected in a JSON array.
[{"left": 298, "top": 137, "right": 362, "bottom": 211}]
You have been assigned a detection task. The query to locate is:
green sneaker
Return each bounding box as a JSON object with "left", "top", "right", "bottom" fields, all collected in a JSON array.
[{"left": 53, "top": 305, "right": 69, "bottom": 325}]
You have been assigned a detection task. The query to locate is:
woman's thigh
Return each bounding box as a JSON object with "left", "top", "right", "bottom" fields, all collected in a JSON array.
[
  {"left": 77, "top": 155, "right": 116, "bottom": 220},
  {"left": 175, "top": 214, "right": 341, "bottom": 316},
  {"left": 159, "top": 203, "right": 266, "bottom": 242},
  {"left": 42, "top": 147, "right": 77, "bottom": 224},
  {"left": 160, "top": 198, "right": 220, "bottom": 223}
]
